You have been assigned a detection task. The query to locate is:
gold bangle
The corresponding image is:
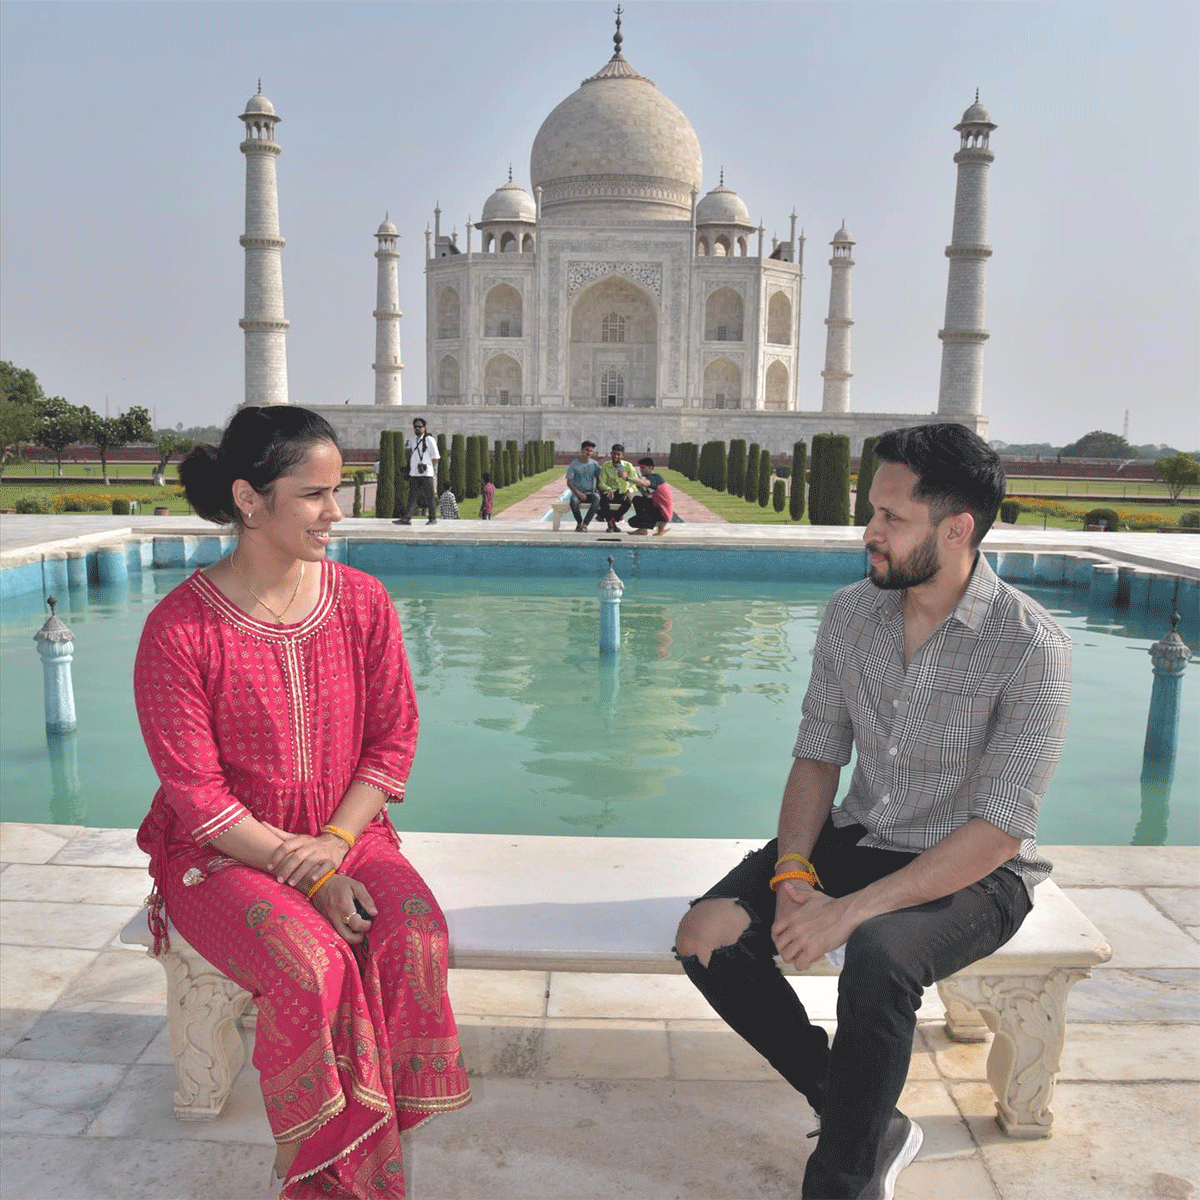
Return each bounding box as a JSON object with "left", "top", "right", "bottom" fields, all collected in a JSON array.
[
  {"left": 775, "top": 853, "right": 822, "bottom": 889},
  {"left": 769, "top": 869, "right": 817, "bottom": 891},
  {"left": 306, "top": 868, "right": 337, "bottom": 899},
  {"left": 320, "top": 824, "right": 356, "bottom": 850}
]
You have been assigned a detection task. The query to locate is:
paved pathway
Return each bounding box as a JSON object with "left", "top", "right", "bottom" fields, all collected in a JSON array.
[{"left": 498, "top": 474, "right": 722, "bottom": 524}]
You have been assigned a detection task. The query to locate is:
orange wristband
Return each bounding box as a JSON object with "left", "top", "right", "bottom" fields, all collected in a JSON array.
[
  {"left": 306, "top": 868, "right": 337, "bottom": 899},
  {"left": 769, "top": 869, "right": 818, "bottom": 891},
  {"left": 320, "top": 824, "right": 356, "bottom": 850},
  {"left": 774, "top": 853, "right": 822, "bottom": 889}
]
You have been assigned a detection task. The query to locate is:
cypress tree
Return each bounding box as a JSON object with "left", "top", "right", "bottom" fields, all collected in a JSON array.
[
  {"left": 450, "top": 433, "right": 466, "bottom": 499},
  {"left": 711, "top": 440, "right": 727, "bottom": 491},
  {"left": 744, "top": 442, "right": 760, "bottom": 502},
  {"left": 391, "top": 430, "right": 411, "bottom": 515},
  {"left": 375, "top": 429, "right": 394, "bottom": 518},
  {"left": 811, "top": 433, "right": 851, "bottom": 526},
  {"left": 727, "top": 439, "right": 746, "bottom": 496},
  {"left": 809, "top": 434, "right": 828, "bottom": 525},
  {"left": 686, "top": 442, "right": 699, "bottom": 480},
  {"left": 854, "top": 435, "right": 879, "bottom": 526},
  {"left": 493, "top": 438, "right": 505, "bottom": 488},
  {"left": 436, "top": 433, "right": 448, "bottom": 492},
  {"left": 773, "top": 478, "right": 786, "bottom": 513},
  {"left": 758, "top": 447, "right": 772, "bottom": 507},
  {"left": 789, "top": 440, "right": 807, "bottom": 522},
  {"left": 506, "top": 444, "right": 518, "bottom": 487},
  {"left": 465, "top": 436, "right": 481, "bottom": 499}
]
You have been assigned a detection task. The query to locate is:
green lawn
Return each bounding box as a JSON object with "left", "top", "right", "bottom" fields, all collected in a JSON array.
[
  {"left": 365, "top": 467, "right": 563, "bottom": 520},
  {"left": 1007, "top": 476, "right": 1197, "bottom": 501},
  {"left": 664, "top": 470, "right": 813, "bottom": 525}
]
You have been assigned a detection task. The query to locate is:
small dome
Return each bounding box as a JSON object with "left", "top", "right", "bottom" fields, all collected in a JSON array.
[
  {"left": 696, "top": 182, "right": 751, "bottom": 227},
  {"left": 959, "top": 95, "right": 994, "bottom": 126},
  {"left": 242, "top": 90, "right": 276, "bottom": 117},
  {"left": 377, "top": 217, "right": 398, "bottom": 236},
  {"left": 832, "top": 222, "right": 854, "bottom": 244},
  {"left": 481, "top": 177, "right": 537, "bottom": 223}
]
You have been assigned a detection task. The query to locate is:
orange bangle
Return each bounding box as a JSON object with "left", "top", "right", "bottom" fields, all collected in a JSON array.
[
  {"left": 306, "top": 868, "right": 337, "bottom": 899},
  {"left": 320, "top": 824, "right": 356, "bottom": 849},
  {"left": 769, "top": 869, "right": 817, "bottom": 891},
  {"left": 774, "top": 853, "right": 822, "bottom": 889}
]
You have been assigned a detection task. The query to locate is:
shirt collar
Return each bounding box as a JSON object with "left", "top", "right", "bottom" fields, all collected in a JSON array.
[{"left": 869, "top": 551, "right": 996, "bottom": 632}]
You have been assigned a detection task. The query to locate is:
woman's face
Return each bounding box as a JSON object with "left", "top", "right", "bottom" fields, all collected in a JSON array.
[{"left": 243, "top": 440, "right": 345, "bottom": 561}]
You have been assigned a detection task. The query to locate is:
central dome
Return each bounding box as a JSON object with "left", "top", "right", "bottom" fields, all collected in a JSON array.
[{"left": 530, "top": 51, "right": 702, "bottom": 222}]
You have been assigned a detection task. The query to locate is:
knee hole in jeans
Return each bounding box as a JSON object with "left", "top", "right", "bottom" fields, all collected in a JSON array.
[{"left": 674, "top": 898, "right": 751, "bottom": 968}]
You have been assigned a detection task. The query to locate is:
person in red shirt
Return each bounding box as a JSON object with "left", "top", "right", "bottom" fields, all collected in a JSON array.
[
  {"left": 480, "top": 472, "right": 495, "bottom": 520},
  {"left": 628, "top": 457, "right": 673, "bottom": 535}
]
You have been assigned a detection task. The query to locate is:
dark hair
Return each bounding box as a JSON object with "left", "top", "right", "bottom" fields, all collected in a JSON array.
[
  {"left": 413, "top": 418, "right": 426, "bottom": 429},
  {"left": 581, "top": 441, "right": 595, "bottom": 451},
  {"left": 481, "top": 472, "right": 491, "bottom": 483},
  {"left": 611, "top": 443, "right": 624, "bottom": 453},
  {"left": 872, "top": 423, "right": 1005, "bottom": 546},
  {"left": 638, "top": 457, "right": 655, "bottom": 467},
  {"left": 179, "top": 406, "right": 341, "bottom": 525}
]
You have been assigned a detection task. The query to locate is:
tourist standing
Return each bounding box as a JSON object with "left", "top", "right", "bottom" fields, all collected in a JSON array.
[
  {"left": 394, "top": 417, "right": 441, "bottom": 526},
  {"left": 675, "top": 423, "right": 1071, "bottom": 1200},
  {"left": 480, "top": 473, "right": 495, "bottom": 520}
]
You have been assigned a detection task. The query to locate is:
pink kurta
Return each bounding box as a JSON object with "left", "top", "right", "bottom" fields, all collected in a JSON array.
[{"left": 135, "top": 560, "right": 470, "bottom": 1199}]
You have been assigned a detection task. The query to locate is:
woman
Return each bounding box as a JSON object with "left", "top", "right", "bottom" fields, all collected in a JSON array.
[{"left": 135, "top": 407, "right": 470, "bottom": 1199}]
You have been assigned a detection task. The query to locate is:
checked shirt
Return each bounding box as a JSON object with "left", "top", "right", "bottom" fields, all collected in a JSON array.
[{"left": 793, "top": 552, "right": 1072, "bottom": 892}]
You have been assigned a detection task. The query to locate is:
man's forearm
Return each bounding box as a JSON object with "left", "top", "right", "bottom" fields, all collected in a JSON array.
[
  {"left": 840, "top": 817, "right": 1020, "bottom": 927},
  {"left": 777, "top": 757, "right": 840, "bottom": 861}
]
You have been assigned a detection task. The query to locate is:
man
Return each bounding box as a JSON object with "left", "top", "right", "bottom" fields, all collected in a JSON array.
[
  {"left": 438, "top": 484, "right": 460, "bottom": 520},
  {"left": 674, "top": 423, "right": 1071, "bottom": 1200},
  {"left": 565, "top": 441, "right": 602, "bottom": 531},
  {"left": 394, "top": 418, "right": 441, "bottom": 526},
  {"left": 596, "top": 443, "right": 640, "bottom": 532},
  {"left": 627, "top": 457, "right": 673, "bottom": 536}
]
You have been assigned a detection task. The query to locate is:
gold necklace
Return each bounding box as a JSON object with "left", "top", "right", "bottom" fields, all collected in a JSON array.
[{"left": 230, "top": 551, "right": 305, "bottom": 623}]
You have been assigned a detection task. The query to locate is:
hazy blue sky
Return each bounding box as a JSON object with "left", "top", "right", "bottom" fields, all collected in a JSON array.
[{"left": 1, "top": 1, "right": 1196, "bottom": 447}]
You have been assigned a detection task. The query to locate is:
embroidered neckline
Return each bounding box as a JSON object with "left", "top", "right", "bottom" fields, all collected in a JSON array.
[{"left": 189, "top": 557, "right": 340, "bottom": 641}]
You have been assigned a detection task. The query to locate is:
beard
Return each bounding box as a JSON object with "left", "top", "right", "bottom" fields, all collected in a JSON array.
[{"left": 867, "top": 530, "right": 940, "bottom": 591}]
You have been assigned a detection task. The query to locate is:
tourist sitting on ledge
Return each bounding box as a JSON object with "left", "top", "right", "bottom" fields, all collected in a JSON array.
[{"left": 596, "top": 442, "right": 640, "bottom": 531}]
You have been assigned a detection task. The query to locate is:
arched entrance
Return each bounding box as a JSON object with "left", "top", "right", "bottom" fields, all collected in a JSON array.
[{"left": 568, "top": 276, "right": 658, "bottom": 407}]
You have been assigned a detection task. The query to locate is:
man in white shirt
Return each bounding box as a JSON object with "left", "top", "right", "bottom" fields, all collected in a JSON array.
[{"left": 394, "top": 418, "right": 441, "bottom": 526}]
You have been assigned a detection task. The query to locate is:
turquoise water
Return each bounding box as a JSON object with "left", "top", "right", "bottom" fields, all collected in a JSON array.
[{"left": 1, "top": 570, "right": 1196, "bottom": 845}]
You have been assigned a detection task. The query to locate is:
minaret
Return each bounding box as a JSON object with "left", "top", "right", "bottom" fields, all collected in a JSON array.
[
  {"left": 820, "top": 222, "right": 855, "bottom": 413},
  {"left": 372, "top": 215, "right": 403, "bottom": 406},
  {"left": 937, "top": 93, "right": 996, "bottom": 418},
  {"left": 238, "top": 83, "right": 289, "bottom": 406}
]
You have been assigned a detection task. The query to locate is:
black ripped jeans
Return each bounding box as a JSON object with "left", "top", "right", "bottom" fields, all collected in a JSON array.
[{"left": 676, "top": 818, "right": 1031, "bottom": 1200}]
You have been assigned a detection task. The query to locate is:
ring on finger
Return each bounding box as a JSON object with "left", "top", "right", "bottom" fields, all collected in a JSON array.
[{"left": 343, "top": 913, "right": 353, "bottom": 926}]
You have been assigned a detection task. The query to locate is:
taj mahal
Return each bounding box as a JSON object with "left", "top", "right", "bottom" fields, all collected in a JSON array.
[{"left": 238, "top": 11, "right": 997, "bottom": 456}]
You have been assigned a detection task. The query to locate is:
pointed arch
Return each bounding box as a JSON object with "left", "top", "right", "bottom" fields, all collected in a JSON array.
[
  {"left": 705, "top": 287, "right": 743, "bottom": 342},
  {"left": 703, "top": 356, "right": 742, "bottom": 408},
  {"left": 484, "top": 283, "right": 522, "bottom": 337},
  {"left": 436, "top": 286, "right": 460, "bottom": 339},
  {"left": 765, "top": 360, "right": 789, "bottom": 410},
  {"left": 484, "top": 353, "right": 522, "bottom": 405},
  {"left": 437, "top": 355, "right": 460, "bottom": 403},
  {"left": 568, "top": 275, "right": 659, "bottom": 407},
  {"left": 767, "top": 292, "right": 791, "bottom": 345}
]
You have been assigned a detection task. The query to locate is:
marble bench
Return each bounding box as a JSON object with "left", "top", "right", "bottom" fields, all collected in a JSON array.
[
  {"left": 548, "top": 500, "right": 574, "bottom": 530},
  {"left": 120, "top": 832, "right": 1112, "bottom": 1138}
]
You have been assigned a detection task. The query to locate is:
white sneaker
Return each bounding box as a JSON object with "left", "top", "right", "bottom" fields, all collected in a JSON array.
[{"left": 861, "top": 1112, "right": 923, "bottom": 1200}]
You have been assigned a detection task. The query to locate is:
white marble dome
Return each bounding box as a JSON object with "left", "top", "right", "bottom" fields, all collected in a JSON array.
[
  {"left": 242, "top": 90, "right": 276, "bottom": 117},
  {"left": 960, "top": 98, "right": 994, "bottom": 126},
  {"left": 481, "top": 177, "right": 537, "bottom": 223},
  {"left": 530, "top": 52, "right": 702, "bottom": 221},
  {"left": 696, "top": 181, "right": 751, "bottom": 227},
  {"left": 833, "top": 222, "right": 854, "bottom": 244}
]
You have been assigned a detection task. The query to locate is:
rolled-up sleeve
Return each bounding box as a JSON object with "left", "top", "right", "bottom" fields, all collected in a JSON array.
[
  {"left": 354, "top": 578, "right": 419, "bottom": 801},
  {"left": 792, "top": 603, "right": 855, "bottom": 766},
  {"left": 965, "top": 629, "right": 1072, "bottom": 840}
]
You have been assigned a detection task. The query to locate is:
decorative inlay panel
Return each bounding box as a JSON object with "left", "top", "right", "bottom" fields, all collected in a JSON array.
[{"left": 567, "top": 260, "right": 663, "bottom": 300}]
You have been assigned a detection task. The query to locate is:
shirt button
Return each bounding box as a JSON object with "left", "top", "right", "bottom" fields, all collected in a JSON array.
[
  {"left": 889, "top": 746, "right": 898, "bottom": 756},
  {"left": 892, "top": 699, "right": 898, "bottom": 708},
  {"left": 881, "top": 795, "right": 891, "bottom": 804}
]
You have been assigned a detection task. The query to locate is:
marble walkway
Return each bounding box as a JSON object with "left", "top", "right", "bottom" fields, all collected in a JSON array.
[{"left": 1, "top": 823, "right": 1196, "bottom": 1200}]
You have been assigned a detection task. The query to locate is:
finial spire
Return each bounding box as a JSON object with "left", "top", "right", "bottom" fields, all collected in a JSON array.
[
  {"left": 719, "top": 167, "right": 724, "bottom": 187},
  {"left": 508, "top": 162, "right": 513, "bottom": 182},
  {"left": 257, "top": 78, "right": 262, "bottom": 95},
  {"left": 613, "top": 4, "right": 624, "bottom": 57},
  {"left": 975, "top": 87, "right": 980, "bottom": 102}
]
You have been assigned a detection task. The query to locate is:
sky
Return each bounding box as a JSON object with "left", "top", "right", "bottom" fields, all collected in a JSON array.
[{"left": 1, "top": 1, "right": 1197, "bottom": 448}]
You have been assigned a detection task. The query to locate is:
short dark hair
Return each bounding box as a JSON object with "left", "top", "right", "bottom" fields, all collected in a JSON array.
[
  {"left": 581, "top": 440, "right": 596, "bottom": 451},
  {"left": 611, "top": 443, "right": 624, "bottom": 453},
  {"left": 413, "top": 418, "right": 426, "bottom": 428},
  {"left": 180, "top": 405, "right": 340, "bottom": 526},
  {"left": 482, "top": 472, "right": 491, "bottom": 484},
  {"left": 873, "top": 423, "right": 1005, "bottom": 546},
  {"left": 638, "top": 457, "right": 655, "bottom": 467}
]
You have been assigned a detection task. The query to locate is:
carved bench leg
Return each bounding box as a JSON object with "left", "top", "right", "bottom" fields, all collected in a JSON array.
[
  {"left": 936, "top": 980, "right": 989, "bottom": 1042},
  {"left": 160, "top": 946, "right": 252, "bottom": 1120},
  {"left": 937, "top": 969, "right": 1090, "bottom": 1139}
]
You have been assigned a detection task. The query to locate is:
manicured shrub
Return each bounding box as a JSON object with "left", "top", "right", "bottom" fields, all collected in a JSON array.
[
  {"left": 999, "top": 499, "right": 1021, "bottom": 524},
  {"left": 1179, "top": 509, "right": 1200, "bottom": 529},
  {"left": 758, "top": 448, "right": 771, "bottom": 507},
  {"left": 391, "top": 430, "right": 411, "bottom": 515},
  {"left": 375, "top": 430, "right": 394, "bottom": 518},
  {"left": 506, "top": 444, "right": 519, "bottom": 487},
  {"left": 436, "top": 434, "right": 448, "bottom": 492},
  {"left": 789, "top": 441, "right": 807, "bottom": 522},
  {"left": 709, "top": 441, "right": 726, "bottom": 491},
  {"left": 450, "top": 434, "right": 466, "bottom": 500},
  {"left": 774, "top": 464, "right": 791, "bottom": 479},
  {"left": 111, "top": 497, "right": 131, "bottom": 515},
  {"left": 810, "top": 434, "right": 851, "bottom": 526},
  {"left": 1083, "top": 506, "right": 1121, "bottom": 531},
  {"left": 773, "top": 479, "right": 786, "bottom": 513},
  {"left": 14, "top": 493, "right": 51, "bottom": 513},
  {"left": 854, "top": 436, "right": 878, "bottom": 527},
  {"left": 465, "top": 437, "right": 482, "bottom": 499},
  {"left": 726, "top": 439, "right": 746, "bottom": 497},
  {"left": 493, "top": 438, "right": 505, "bottom": 488},
  {"left": 744, "top": 443, "right": 760, "bottom": 502}
]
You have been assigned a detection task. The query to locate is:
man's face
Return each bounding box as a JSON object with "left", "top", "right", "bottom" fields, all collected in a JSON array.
[
  {"left": 580, "top": 445, "right": 593, "bottom": 461},
  {"left": 413, "top": 422, "right": 426, "bottom": 436},
  {"left": 863, "top": 461, "right": 943, "bottom": 591},
  {"left": 611, "top": 448, "right": 623, "bottom": 465}
]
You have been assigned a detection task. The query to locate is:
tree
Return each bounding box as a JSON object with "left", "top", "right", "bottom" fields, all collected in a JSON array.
[
  {"left": 1060, "top": 430, "right": 1131, "bottom": 459},
  {"left": 0, "top": 399, "right": 38, "bottom": 476},
  {"left": 1154, "top": 453, "right": 1200, "bottom": 503},
  {"left": 450, "top": 433, "right": 466, "bottom": 499},
  {"left": 854, "top": 436, "right": 879, "bottom": 526},
  {"left": 810, "top": 433, "right": 851, "bottom": 525},
  {"left": 744, "top": 442, "right": 760, "bottom": 502},
  {"left": 789, "top": 440, "right": 807, "bottom": 522},
  {"left": 0, "top": 360, "right": 45, "bottom": 408},
  {"left": 153, "top": 432, "right": 194, "bottom": 481},
  {"left": 465, "top": 436, "right": 482, "bottom": 499},
  {"left": 436, "top": 433, "right": 448, "bottom": 492},
  {"left": 375, "top": 430, "right": 394, "bottom": 518},
  {"left": 34, "top": 396, "right": 89, "bottom": 476},
  {"left": 726, "top": 439, "right": 746, "bottom": 496},
  {"left": 757, "top": 447, "right": 771, "bottom": 507},
  {"left": 87, "top": 405, "right": 153, "bottom": 485}
]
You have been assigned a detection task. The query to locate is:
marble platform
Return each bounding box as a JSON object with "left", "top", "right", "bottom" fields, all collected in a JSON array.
[{"left": 1, "top": 823, "right": 1196, "bottom": 1200}]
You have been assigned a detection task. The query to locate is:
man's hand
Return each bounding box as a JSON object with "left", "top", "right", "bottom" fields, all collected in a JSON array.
[
  {"left": 309, "top": 874, "right": 377, "bottom": 947},
  {"left": 771, "top": 882, "right": 858, "bottom": 970}
]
